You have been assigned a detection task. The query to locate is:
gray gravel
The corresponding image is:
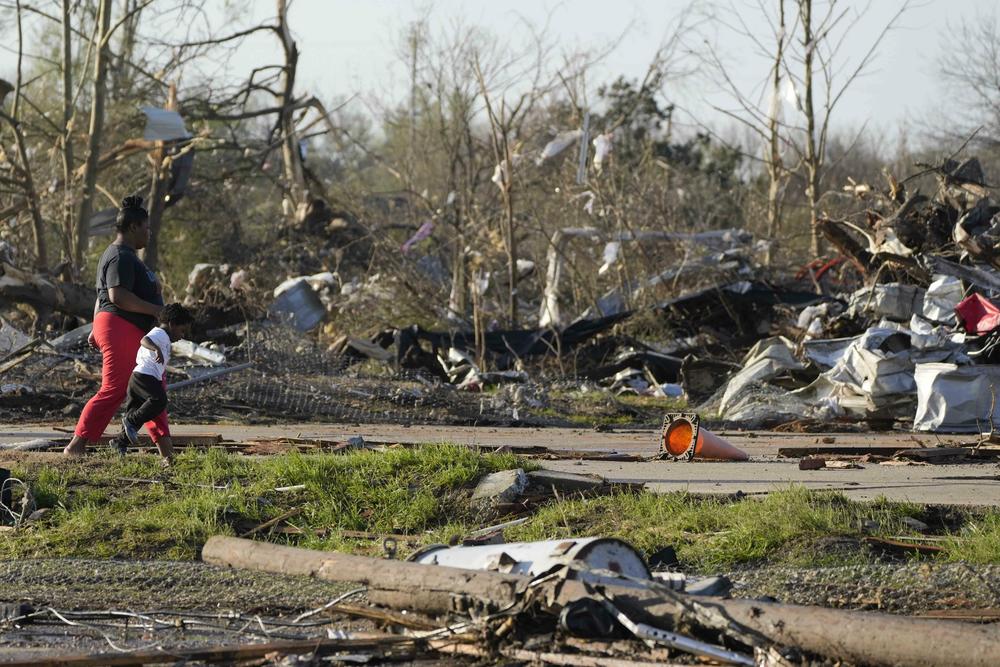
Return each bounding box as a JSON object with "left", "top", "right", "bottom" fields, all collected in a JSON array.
[
  {"left": 0, "top": 558, "right": 359, "bottom": 612},
  {"left": 728, "top": 562, "right": 1000, "bottom": 614}
]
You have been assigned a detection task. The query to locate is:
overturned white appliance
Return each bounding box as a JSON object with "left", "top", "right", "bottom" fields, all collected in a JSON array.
[{"left": 409, "top": 538, "right": 650, "bottom": 587}]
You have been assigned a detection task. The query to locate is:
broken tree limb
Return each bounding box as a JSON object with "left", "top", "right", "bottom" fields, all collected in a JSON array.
[
  {"left": 816, "top": 218, "right": 872, "bottom": 274},
  {"left": 0, "top": 263, "right": 93, "bottom": 321},
  {"left": 928, "top": 256, "right": 1000, "bottom": 293},
  {"left": 202, "top": 536, "right": 1000, "bottom": 667}
]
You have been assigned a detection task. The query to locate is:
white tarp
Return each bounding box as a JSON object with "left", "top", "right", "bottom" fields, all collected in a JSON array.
[
  {"left": 824, "top": 327, "right": 915, "bottom": 398},
  {"left": 802, "top": 337, "right": 855, "bottom": 370},
  {"left": 720, "top": 336, "right": 804, "bottom": 415},
  {"left": 922, "top": 275, "right": 964, "bottom": 325},
  {"left": 848, "top": 284, "right": 925, "bottom": 322},
  {"left": 914, "top": 363, "right": 1000, "bottom": 432}
]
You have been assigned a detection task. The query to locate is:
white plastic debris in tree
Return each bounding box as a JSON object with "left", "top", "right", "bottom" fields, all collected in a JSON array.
[
  {"left": 914, "top": 363, "right": 1000, "bottom": 432},
  {"left": 598, "top": 241, "right": 620, "bottom": 276},
  {"left": 229, "top": 269, "right": 248, "bottom": 291},
  {"left": 491, "top": 154, "right": 524, "bottom": 189},
  {"left": 593, "top": 132, "right": 613, "bottom": 172},
  {"left": 876, "top": 228, "right": 913, "bottom": 256},
  {"left": 491, "top": 163, "right": 505, "bottom": 188},
  {"left": 401, "top": 220, "right": 434, "bottom": 253},
  {"left": 536, "top": 129, "right": 582, "bottom": 166},
  {"left": 572, "top": 190, "right": 596, "bottom": 215},
  {"left": 516, "top": 258, "right": 535, "bottom": 277},
  {"left": 472, "top": 271, "right": 491, "bottom": 297},
  {"left": 781, "top": 76, "right": 798, "bottom": 108},
  {"left": 140, "top": 107, "right": 189, "bottom": 141}
]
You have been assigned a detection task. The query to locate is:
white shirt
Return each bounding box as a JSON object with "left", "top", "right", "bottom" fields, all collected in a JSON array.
[{"left": 133, "top": 326, "right": 171, "bottom": 379}]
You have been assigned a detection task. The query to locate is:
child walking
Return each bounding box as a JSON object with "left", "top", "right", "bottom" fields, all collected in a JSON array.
[{"left": 114, "top": 303, "right": 194, "bottom": 461}]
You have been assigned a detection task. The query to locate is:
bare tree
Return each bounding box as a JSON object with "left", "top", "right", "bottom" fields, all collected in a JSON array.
[
  {"left": 703, "top": 0, "right": 911, "bottom": 259},
  {"left": 2, "top": 0, "right": 48, "bottom": 270},
  {"left": 74, "top": 0, "right": 114, "bottom": 270},
  {"left": 60, "top": 0, "right": 75, "bottom": 265},
  {"left": 937, "top": 9, "right": 1000, "bottom": 163}
]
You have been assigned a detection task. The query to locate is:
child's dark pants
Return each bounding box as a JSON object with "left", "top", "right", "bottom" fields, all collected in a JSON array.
[{"left": 123, "top": 372, "right": 168, "bottom": 428}]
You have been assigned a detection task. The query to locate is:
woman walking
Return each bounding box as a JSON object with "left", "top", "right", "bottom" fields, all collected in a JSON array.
[{"left": 63, "top": 196, "right": 172, "bottom": 457}]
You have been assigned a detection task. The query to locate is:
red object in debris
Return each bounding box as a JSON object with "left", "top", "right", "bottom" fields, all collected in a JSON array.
[{"left": 955, "top": 293, "right": 1000, "bottom": 334}]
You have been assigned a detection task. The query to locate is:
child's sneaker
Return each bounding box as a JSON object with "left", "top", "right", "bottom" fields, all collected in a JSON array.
[
  {"left": 121, "top": 417, "right": 139, "bottom": 448},
  {"left": 114, "top": 435, "right": 128, "bottom": 457}
]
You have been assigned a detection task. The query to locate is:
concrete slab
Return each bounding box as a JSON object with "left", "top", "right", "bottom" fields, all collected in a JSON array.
[
  {"left": 539, "top": 459, "right": 1000, "bottom": 506},
  {"left": 0, "top": 423, "right": 975, "bottom": 456},
  {"left": 527, "top": 470, "right": 604, "bottom": 492}
]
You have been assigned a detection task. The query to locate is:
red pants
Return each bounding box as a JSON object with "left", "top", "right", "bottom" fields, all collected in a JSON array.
[{"left": 75, "top": 311, "right": 170, "bottom": 443}]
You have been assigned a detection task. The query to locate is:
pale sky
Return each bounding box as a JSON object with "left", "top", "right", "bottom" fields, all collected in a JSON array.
[
  {"left": 244, "top": 0, "right": 993, "bottom": 138},
  {"left": 1, "top": 0, "right": 994, "bottom": 140}
]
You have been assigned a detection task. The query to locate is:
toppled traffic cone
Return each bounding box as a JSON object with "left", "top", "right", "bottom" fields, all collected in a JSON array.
[{"left": 660, "top": 413, "right": 748, "bottom": 461}]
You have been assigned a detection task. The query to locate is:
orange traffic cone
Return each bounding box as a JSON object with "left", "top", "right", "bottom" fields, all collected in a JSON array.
[{"left": 660, "top": 413, "right": 748, "bottom": 461}]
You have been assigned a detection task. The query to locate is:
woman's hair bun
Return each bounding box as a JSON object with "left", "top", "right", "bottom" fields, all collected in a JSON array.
[{"left": 121, "top": 195, "right": 145, "bottom": 210}]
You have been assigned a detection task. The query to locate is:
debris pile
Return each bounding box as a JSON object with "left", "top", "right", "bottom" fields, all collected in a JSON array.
[
  {"left": 7, "top": 158, "right": 1000, "bottom": 434},
  {"left": 704, "top": 157, "right": 1000, "bottom": 432}
]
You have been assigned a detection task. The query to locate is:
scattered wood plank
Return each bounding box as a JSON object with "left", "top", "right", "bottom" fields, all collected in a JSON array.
[
  {"left": 339, "top": 530, "right": 421, "bottom": 542},
  {"left": 780, "top": 445, "right": 908, "bottom": 458},
  {"left": 915, "top": 608, "right": 1000, "bottom": 623},
  {"left": 894, "top": 448, "right": 970, "bottom": 463},
  {"left": 863, "top": 536, "right": 945, "bottom": 555},
  {"left": 0, "top": 338, "right": 42, "bottom": 374},
  {"left": 239, "top": 507, "right": 303, "bottom": 538},
  {"left": 98, "top": 432, "right": 223, "bottom": 447},
  {"left": 326, "top": 603, "right": 440, "bottom": 630}
]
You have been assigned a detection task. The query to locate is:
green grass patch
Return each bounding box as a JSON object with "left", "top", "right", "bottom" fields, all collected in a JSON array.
[
  {"left": 1, "top": 445, "right": 524, "bottom": 560},
  {"left": 4, "top": 449, "right": 999, "bottom": 570},
  {"left": 506, "top": 486, "right": 997, "bottom": 570}
]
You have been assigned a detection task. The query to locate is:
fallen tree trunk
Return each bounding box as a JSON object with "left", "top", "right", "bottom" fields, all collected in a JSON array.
[
  {"left": 202, "top": 536, "right": 1000, "bottom": 667},
  {"left": 928, "top": 256, "right": 1000, "bottom": 292},
  {"left": 0, "top": 262, "right": 93, "bottom": 321},
  {"left": 202, "top": 536, "right": 526, "bottom": 614}
]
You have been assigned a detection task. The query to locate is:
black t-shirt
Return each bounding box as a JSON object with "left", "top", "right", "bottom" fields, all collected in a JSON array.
[{"left": 96, "top": 243, "right": 162, "bottom": 331}]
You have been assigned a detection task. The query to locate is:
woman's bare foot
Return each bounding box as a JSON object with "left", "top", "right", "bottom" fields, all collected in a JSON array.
[{"left": 62, "top": 435, "right": 88, "bottom": 458}]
